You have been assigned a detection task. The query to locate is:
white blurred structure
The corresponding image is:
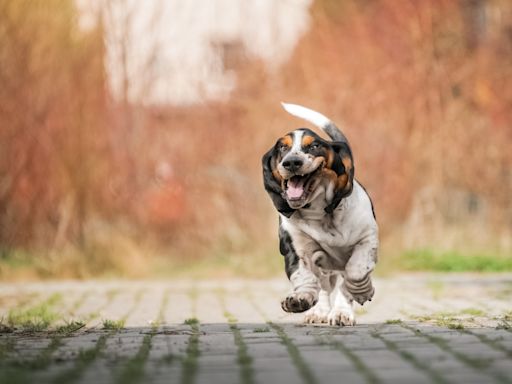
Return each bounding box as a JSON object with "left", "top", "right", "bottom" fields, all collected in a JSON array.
[{"left": 77, "top": 0, "right": 312, "bottom": 105}]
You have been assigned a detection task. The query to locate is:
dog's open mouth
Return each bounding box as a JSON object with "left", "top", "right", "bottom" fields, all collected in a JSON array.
[{"left": 285, "top": 167, "right": 322, "bottom": 201}]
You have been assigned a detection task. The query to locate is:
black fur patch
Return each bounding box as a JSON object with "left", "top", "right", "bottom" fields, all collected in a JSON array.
[
  {"left": 325, "top": 141, "right": 355, "bottom": 214},
  {"left": 278, "top": 221, "right": 299, "bottom": 279},
  {"left": 262, "top": 147, "right": 295, "bottom": 218}
]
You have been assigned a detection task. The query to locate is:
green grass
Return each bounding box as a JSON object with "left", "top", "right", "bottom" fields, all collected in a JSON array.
[
  {"left": 253, "top": 327, "right": 270, "bottom": 333},
  {"left": 116, "top": 334, "right": 152, "bottom": 384},
  {"left": 315, "top": 333, "right": 380, "bottom": 384},
  {"left": 412, "top": 309, "right": 483, "bottom": 329},
  {"left": 399, "top": 249, "right": 512, "bottom": 272},
  {"left": 184, "top": 317, "right": 199, "bottom": 326},
  {"left": 223, "top": 311, "right": 254, "bottom": 384},
  {"left": 460, "top": 308, "right": 485, "bottom": 316},
  {"left": 102, "top": 319, "right": 125, "bottom": 330},
  {"left": 55, "top": 320, "right": 85, "bottom": 334},
  {"left": 385, "top": 319, "right": 403, "bottom": 324},
  {"left": 7, "top": 293, "right": 62, "bottom": 331},
  {"left": 372, "top": 331, "right": 448, "bottom": 384},
  {"left": 181, "top": 320, "right": 201, "bottom": 384},
  {"left": 270, "top": 322, "right": 317, "bottom": 384},
  {"left": 52, "top": 334, "right": 109, "bottom": 384}
]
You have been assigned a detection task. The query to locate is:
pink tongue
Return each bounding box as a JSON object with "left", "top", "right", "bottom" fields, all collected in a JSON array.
[{"left": 287, "top": 179, "right": 305, "bottom": 199}]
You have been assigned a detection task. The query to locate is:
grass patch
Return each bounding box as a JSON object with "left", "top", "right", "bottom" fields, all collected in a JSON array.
[
  {"left": 446, "top": 322, "right": 465, "bottom": 330},
  {"left": 116, "top": 334, "right": 152, "bottom": 384},
  {"left": 413, "top": 312, "right": 467, "bottom": 329},
  {"left": 55, "top": 320, "right": 85, "bottom": 334},
  {"left": 52, "top": 334, "right": 109, "bottom": 384},
  {"left": 399, "top": 249, "right": 512, "bottom": 272},
  {"left": 385, "top": 319, "right": 403, "bottom": 324},
  {"left": 460, "top": 308, "right": 485, "bottom": 316},
  {"left": 0, "top": 337, "right": 15, "bottom": 359},
  {"left": 7, "top": 293, "right": 62, "bottom": 331},
  {"left": 316, "top": 333, "right": 380, "bottom": 384},
  {"left": 399, "top": 322, "right": 512, "bottom": 384},
  {"left": 181, "top": 320, "right": 200, "bottom": 384},
  {"left": 102, "top": 319, "right": 125, "bottom": 330},
  {"left": 253, "top": 327, "right": 270, "bottom": 333},
  {"left": 184, "top": 318, "right": 199, "bottom": 326},
  {"left": 223, "top": 311, "right": 254, "bottom": 384},
  {"left": 372, "top": 331, "right": 448, "bottom": 384},
  {"left": 270, "top": 323, "right": 317, "bottom": 384}
]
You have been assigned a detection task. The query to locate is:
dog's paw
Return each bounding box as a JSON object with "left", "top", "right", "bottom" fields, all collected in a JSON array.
[
  {"left": 281, "top": 292, "right": 317, "bottom": 313},
  {"left": 327, "top": 307, "right": 355, "bottom": 326},
  {"left": 350, "top": 286, "right": 375, "bottom": 306},
  {"left": 304, "top": 306, "right": 330, "bottom": 324}
]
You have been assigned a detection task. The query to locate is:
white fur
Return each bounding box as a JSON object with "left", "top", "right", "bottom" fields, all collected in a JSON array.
[
  {"left": 304, "top": 289, "right": 331, "bottom": 324},
  {"left": 281, "top": 102, "right": 331, "bottom": 129},
  {"left": 290, "top": 130, "right": 304, "bottom": 153},
  {"left": 280, "top": 180, "right": 378, "bottom": 324},
  {"left": 328, "top": 284, "right": 355, "bottom": 326}
]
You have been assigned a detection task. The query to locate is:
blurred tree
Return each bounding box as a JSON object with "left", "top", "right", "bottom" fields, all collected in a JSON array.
[{"left": 0, "top": 0, "right": 109, "bottom": 249}]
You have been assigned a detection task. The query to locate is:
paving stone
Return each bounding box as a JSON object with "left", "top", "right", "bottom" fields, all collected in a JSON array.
[{"left": 1, "top": 275, "right": 512, "bottom": 384}]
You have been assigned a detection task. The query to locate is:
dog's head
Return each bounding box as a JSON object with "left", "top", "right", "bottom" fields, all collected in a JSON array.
[{"left": 262, "top": 128, "right": 354, "bottom": 217}]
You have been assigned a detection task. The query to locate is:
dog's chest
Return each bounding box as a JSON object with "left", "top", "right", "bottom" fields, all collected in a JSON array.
[{"left": 293, "top": 210, "right": 353, "bottom": 249}]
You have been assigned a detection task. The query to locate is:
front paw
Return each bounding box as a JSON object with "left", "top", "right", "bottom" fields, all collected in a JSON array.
[
  {"left": 350, "top": 286, "right": 375, "bottom": 306},
  {"left": 327, "top": 307, "right": 355, "bottom": 326},
  {"left": 343, "top": 279, "right": 375, "bottom": 305},
  {"left": 304, "top": 304, "right": 330, "bottom": 324},
  {"left": 281, "top": 292, "right": 317, "bottom": 313}
]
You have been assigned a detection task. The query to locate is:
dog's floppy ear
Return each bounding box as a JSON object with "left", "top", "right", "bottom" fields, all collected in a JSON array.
[
  {"left": 262, "top": 147, "right": 295, "bottom": 218},
  {"left": 325, "top": 141, "right": 354, "bottom": 214}
]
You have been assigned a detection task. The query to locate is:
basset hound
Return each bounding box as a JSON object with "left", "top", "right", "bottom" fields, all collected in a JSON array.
[{"left": 262, "top": 103, "right": 378, "bottom": 325}]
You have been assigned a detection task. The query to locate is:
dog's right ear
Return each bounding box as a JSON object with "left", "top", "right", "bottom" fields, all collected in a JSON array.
[{"left": 262, "top": 146, "right": 295, "bottom": 218}]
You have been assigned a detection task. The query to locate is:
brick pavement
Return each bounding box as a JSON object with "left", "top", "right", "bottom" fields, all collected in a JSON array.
[{"left": 0, "top": 274, "right": 511, "bottom": 383}]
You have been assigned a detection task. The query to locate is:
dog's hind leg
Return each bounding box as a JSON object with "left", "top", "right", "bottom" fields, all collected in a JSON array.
[
  {"left": 303, "top": 274, "right": 336, "bottom": 323},
  {"left": 328, "top": 276, "right": 355, "bottom": 326}
]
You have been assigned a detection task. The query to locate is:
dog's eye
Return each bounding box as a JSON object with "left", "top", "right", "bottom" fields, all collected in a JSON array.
[
  {"left": 279, "top": 145, "right": 289, "bottom": 153},
  {"left": 310, "top": 143, "right": 319, "bottom": 150}
]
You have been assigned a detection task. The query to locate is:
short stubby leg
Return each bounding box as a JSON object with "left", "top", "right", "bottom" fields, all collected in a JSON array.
[
  {"left": 304, "top": 289, "right": 331, "bottom": 323},
  {"left": 328, "top": 285, "right": 355, "bottom": 326},
  {"left": 281, "top": 259, "right": 320, "bottom": 313},
  {"left": 342, "top": 274, "right": 375, "bottom": 305},
  {"left": 343, "top": 242, "right": 377, "bottom": 305}
]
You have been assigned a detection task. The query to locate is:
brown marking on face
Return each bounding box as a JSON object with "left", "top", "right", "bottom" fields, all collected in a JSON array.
[
  {"left": 325, "top": 148, "right": 334, "bottom": 169},
  {"left": 301, "top": 135, "right": 315, "bottom": 147},
  {"left": 281, "top": 135, "right": 293, "bottom": 147},
  {"left": 321, "top": 167, "right": 338, "bottom": 182},
  {"left": 336, "top": 174, "right": 349, "bottom": 189},
  {"left": 341, "top": 155, "right": 353, "bottom": 172},
  {"left": 271, "top": 153, "right": 283, "bottom": 184}
]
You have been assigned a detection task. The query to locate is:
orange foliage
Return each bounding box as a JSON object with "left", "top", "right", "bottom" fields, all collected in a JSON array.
[{"left": 1, "top": 0, "right": 511, "bottom": 272}]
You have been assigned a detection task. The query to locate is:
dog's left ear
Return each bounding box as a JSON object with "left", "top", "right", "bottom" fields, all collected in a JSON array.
[
  {"left": 262, "top": 147, "right": 295, "bottom": 218},
  {"left": 325, "top": 141, "right": 354, "bottom": 214}
]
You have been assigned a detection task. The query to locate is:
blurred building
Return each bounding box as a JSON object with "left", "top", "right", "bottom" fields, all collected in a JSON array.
[{"left": 77, "top": 0, "right": 312, "bottom": 105}]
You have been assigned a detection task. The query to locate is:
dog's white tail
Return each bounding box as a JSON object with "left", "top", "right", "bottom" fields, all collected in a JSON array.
[{"left": 281, "top": 102, "right": 348, "bottom": 143}]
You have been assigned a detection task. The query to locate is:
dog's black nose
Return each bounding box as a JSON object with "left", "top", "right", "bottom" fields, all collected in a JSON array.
[{"left": 282, "top": 156, "right": 303, "bottom": 172}]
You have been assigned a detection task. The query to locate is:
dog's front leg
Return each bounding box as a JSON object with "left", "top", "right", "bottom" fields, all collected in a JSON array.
[
  {"left": 343, "top": 240, "right": 378, "bottom": 305},
  {"left": 281, "top": 258, "right": 320, "bottom": 313}
]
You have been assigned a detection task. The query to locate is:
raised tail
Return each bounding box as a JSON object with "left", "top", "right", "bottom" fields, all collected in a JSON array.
[{"left": 281, "top": 102, "right": 349, "bottom": 143}]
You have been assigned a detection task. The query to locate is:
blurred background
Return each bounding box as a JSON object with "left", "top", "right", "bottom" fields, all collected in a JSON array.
[{"left": 0, "top": 0, "right": 511, "bottom": 280}]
